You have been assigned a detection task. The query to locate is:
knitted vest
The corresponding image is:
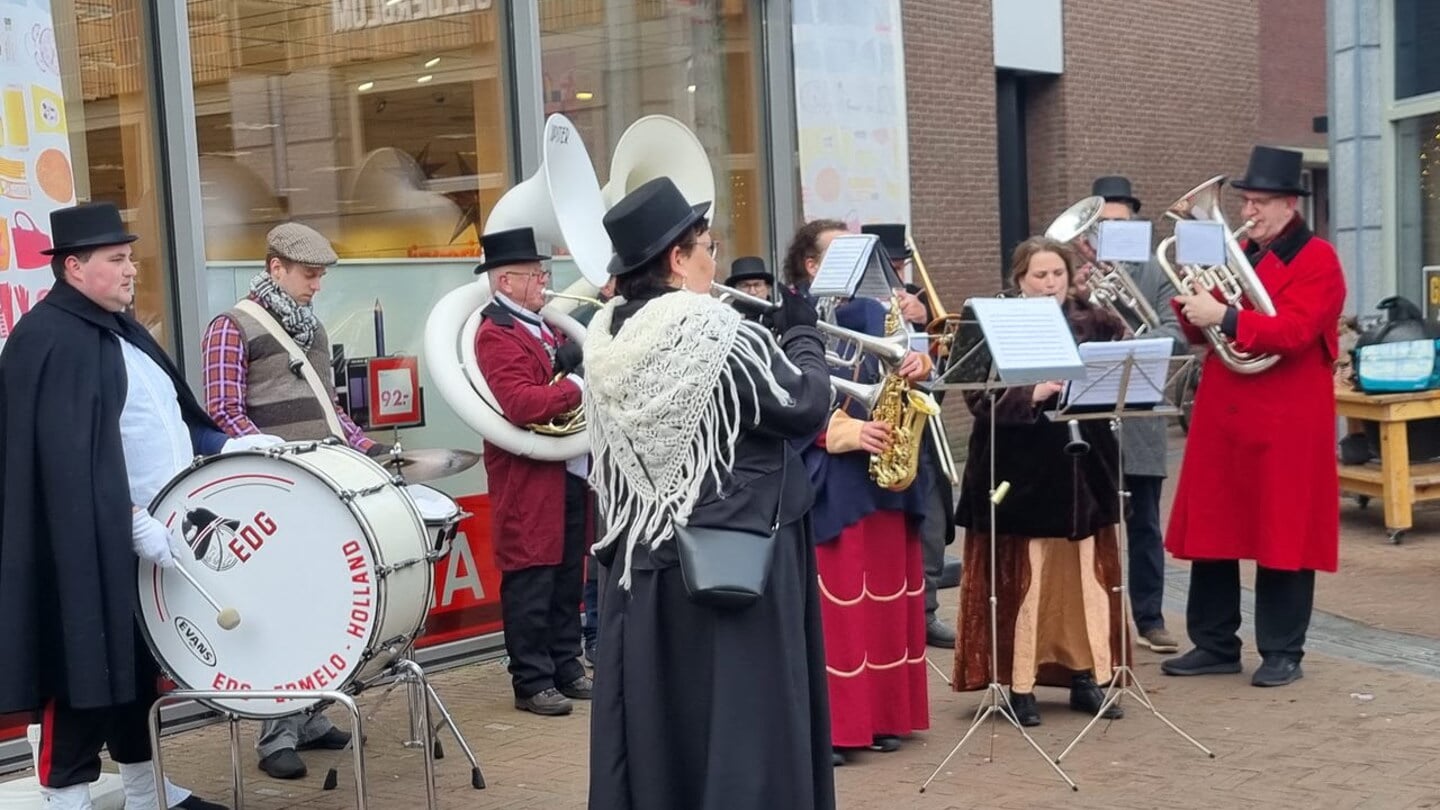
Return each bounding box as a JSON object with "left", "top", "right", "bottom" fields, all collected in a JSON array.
[{"left": 225, "top": 305, "right": 339, "bottom": 441}]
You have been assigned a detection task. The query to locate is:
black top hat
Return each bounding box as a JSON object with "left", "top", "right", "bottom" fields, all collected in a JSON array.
[
  {"left": 1090, "top": 176, "right": 1142, "bottom": 213},
  {"left": 474, "top": 227, "right": 550, "bottom": 274},
  {"left": 728, "top": 256, "right": 773, "bottom": 285},
  {"left": 1230, "top": 146, "right": 1310, "bottom": 197},
  {"left": 860, "top": 223, "right": 912, "bottom": 260},
  {"left": 40, "top": 202, "right": 139, "bottom": 256},
  {"left": 603, "top": 177, "right": 712, "bottom": 276}
]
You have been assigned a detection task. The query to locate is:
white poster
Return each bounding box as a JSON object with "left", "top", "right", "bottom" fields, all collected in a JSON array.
[
  {"left": 791, "top": 0, "right": 910, "bottom": 231},
  {"left": 0, "top": 0, "right": 75, "bottom": 344}
]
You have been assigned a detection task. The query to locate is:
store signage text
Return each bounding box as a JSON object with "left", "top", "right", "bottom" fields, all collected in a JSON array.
[{"left": 332, "top": 0, "right": 492, "bottom": 33}]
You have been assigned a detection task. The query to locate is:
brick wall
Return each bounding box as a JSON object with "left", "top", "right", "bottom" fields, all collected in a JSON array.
[
  {"left": 1259, "top": 0, "right": 1330, "bottom": 149},
  {"left": 1027, "top": 0, "right": 1262, "bottom": 240}
]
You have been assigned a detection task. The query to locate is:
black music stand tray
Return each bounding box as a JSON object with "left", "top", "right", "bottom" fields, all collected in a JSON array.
[
  {"left": 1044, "top": 349, "right": 1214, "bottom": 763},
  {"left": 920, "top": 306, "right": 1085, "bottom": 792}
]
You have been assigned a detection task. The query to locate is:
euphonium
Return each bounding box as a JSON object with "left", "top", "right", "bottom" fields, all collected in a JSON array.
[
  {"left": 1045, "top": 195, "right": 1163, "bottom": 334},
  {"left": 1155, "top": 175, "right": 1279, "bottom": 375}
]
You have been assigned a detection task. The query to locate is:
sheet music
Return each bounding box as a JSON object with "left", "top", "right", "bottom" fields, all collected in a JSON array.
[
  {"left": 1097, "top": 220, "right": 1154, "bottom": 264},
  {"left": 1062, "top": 337, "right": 1175, "bottom": 407},
  {"left": 809, "top": 234, "right": 877, "bottom": 298},
  {"left": 968, "top": 297, "right": 1085, "bottom": 384},
  {"left": 1175, "top": 220, "right": 1227, "bottom": 266}
]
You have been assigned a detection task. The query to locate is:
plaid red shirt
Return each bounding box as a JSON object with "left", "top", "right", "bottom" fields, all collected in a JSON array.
[{"left": 201, "top": 305, "right": 374, "bottom": 451}]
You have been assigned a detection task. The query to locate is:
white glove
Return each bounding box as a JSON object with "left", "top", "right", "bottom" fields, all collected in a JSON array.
[
  {"left": 132, "top": 509, "right": 178, "bottom": 568},
  {"left": 223, "top": 433, "right": 285, "bottom": 452}
]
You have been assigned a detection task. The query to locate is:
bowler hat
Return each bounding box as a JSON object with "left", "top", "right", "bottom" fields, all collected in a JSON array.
[
  {"left": 861, "top": 223, "right": 912, "bottom": 261},
  {"left": 1090, "top": 176, "right": 1142, "bottom": 213},
  {"left": 603, "top": 177, "right": 711, "bottom": 276},
  {"left": 728, "top": 256, "right": 773, "bottom": 285},
  {"left": 1230, "top": 146, "right": 1311, "bottom": 197},
  {"left": 474, "top": 227, "right": 551, "bottom": 274},
  {"left": 40, "top": 202, "right": 139, "bottom": 255}
]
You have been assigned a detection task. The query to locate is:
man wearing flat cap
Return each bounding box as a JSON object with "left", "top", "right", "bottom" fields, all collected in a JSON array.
[
  {"left": 1165, "top": 145, "right": 1344, "bottom": 688},
  {"left": 472, "top": 226, "right": 592, "bottom": 717},
  {"left": 200, "top": 221, "right": 374, "bottom": 779},
  {"left": 1085, "top": 175, "right": 1186, "bottom": 656},
  {"left": 0, "top": 202, "right": 234, "bottom": 809}
]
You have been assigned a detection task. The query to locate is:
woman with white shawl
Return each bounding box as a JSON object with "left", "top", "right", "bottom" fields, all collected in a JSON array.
[{"left": 584, "top": 178, "right": 836, "bottom": 810}]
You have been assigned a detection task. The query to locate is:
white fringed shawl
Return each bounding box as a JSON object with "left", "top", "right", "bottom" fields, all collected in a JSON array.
[{"left": 584, "top": 291, "right": 797, "bottom": 588}]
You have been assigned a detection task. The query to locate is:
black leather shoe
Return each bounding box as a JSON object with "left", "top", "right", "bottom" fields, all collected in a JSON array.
[
  {"left": 1161, "top": 647, "right": 1243, "bottom": 676},
  {"left": 177, "top": 796, "right": 229, "bottom": 810},
  {"left": 1252, "top": 656, "right": 1303, "bottom": 687},
  {"left": 869, "top": 735, "right": 902, "bottom": 753},
  {"left": 832, "top": 749, "right": 846, "bottom": 767},
  {"left": 297, "top": 727, "right": 353, "bottom": 751},
  {"left": 258, "top": 748, "right": 307, "bottom": 780},
  {"left": 559, "top": 675, "right": 594, "bottom": 700},
  {"left": 1008, "top": 691, "right": 1041, "bottom": 727},
  {"left": 925, "top": 616, "right": 956, "bottom": 648},
  {"left": 1070, "top": 674, "right": 1123, "bottom": 719}
]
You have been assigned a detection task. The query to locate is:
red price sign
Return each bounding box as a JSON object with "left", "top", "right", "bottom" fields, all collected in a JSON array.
[{"left": 366, "top": 356, "right": 422, "bottom": 427}]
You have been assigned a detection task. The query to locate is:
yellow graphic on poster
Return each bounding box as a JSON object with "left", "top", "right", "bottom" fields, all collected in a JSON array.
[
  {"left": 792, "top": 0, "right": 910, "bottom": 231},
  {"left": 0, "top": 0, "right": 75, "bottom": 342},
  {"left": 30, "top": 84, "right": 64, "bottom": 134}
]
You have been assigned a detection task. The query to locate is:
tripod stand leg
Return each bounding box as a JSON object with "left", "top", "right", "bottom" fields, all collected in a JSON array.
[
  {"left": 919, "top": 683, "right": 1078, "bottom": 792},
  {"left": 423, "top": 682, "right": 487, "bottom": 789},
  {"left": 926, "top": 655, "right": 953, "bottom": 686},
  {"left": 392, "top": 660, "right": 439, "bottom": 809}
]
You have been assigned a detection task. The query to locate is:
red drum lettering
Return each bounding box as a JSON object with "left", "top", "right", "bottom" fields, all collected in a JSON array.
[
  {"left": 210, "top": 673, "right": 251, "bottom": 691},
  {"left": 221, "top": 511, "right": 279, "bottom": 565}
]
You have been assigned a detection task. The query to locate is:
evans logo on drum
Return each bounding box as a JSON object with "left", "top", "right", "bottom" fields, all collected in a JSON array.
[{"left": 174, "top": 616, "right": 218, "bottom": 667}]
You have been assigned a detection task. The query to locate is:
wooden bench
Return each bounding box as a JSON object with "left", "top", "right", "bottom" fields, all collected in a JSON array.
[{"left": 1336, "top": 386, "right": 1440, "bottom": 543}]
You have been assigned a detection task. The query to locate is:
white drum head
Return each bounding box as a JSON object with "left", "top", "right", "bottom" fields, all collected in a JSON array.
[
  {"left": 404, "top": 484, "right": 460, "bottom": 525},
  {"left": 139, "top": 452, "right": 405, "bottom": 718}
]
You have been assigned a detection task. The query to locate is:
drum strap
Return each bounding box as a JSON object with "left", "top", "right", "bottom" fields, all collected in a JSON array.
[{"left": 234, "top": 299, "right": 346, "bottom": 439}]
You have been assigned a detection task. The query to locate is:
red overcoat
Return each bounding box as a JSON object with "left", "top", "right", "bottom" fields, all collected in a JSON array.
[
  {"left": 1166, "top": 219, "right": 1344, "bottom": 572},
  {"left": 474, "top": 301, "right": 584, "bottom": 572}
]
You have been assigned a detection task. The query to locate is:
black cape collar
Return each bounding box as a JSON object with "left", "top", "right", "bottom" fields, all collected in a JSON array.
[
  {"left": 482, "top": 296, "right": 546, "bottom": 329},
  {"left": 41, "top": 279, "right": 129, "bottom": 335},
  {"left": 1244, "top": 215, "right": 1313, "bottom": 266}
]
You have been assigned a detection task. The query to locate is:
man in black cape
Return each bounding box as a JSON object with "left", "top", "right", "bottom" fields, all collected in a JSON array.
[{"left": 0, "top": 202, "right": 263, "bottom": 809}]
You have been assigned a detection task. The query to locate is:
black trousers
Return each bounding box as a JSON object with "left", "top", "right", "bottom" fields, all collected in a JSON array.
[
  {"left": 500, "top": 474, "right": 587, "bottom": 698},
  {"left": 35, "top": 647, "right": 158, "bottom": 788},
  {"left": 1125, "top": 475, "right": 1167, "bottom": 634},
  {"left": 1185, "top": 559, "right": 1316, "bottom": 661}
]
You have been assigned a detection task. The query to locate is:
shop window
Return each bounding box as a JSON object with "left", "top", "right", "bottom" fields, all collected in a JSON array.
[
  {"left": 1395, "top": 112, "right": 1440, "bottom": 303},
  {"left": 1, "top": 0, "right": 173, "bottom": 347},
  {"left": 1394, "top": 0, "right": 1440, "bottom": 100},
  {"left": 537, "top": 0, "right": 766, "bottom": 274}
]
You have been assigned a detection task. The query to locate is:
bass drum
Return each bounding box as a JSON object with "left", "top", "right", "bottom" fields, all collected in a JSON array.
[{"left": 138, "top": 442, "right": 434, "bottom": 718}]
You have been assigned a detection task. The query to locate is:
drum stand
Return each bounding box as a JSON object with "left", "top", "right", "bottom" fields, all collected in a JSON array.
[
  {"left": 1051, "top": 355, "right": 1213, "bottom": 764},
  {"left": 919, "top": 387, "right": 1079, "bottom": 792},
  {"left": 147, "top": 690, "right": 372, "bottom": 810},
  {"left": 360, "top": 650, "right": 487, "bottom": 791}
]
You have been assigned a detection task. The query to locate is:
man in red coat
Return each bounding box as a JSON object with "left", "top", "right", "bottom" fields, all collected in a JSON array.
[
  {"left": 473, "top": 227, "right": 592, "bottom": 715},
  {"left": 1164, "top": 146, "right": 1345, "bottom": 687}
]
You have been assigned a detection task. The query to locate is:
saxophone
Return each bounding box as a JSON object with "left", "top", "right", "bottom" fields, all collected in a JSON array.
[{"left": 865, "top": 297, "right": 941, "bottom": 492}]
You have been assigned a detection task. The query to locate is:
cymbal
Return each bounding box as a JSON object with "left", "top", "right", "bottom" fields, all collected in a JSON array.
[{"left": 382, "top": 448, "right": 481, "bottom": 482}]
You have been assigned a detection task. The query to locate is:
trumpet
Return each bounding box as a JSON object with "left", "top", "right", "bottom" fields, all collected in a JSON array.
[
  {"left": 711, "top": 282, "right": 780, "bottom": 315},
  {"left": 817, "top": 320, "right": 909, "bottom": 370}
]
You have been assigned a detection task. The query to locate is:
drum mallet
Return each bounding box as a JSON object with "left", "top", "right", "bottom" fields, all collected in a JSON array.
[{"left": 171, "top": 564, "right": 242, "bottom": 630}]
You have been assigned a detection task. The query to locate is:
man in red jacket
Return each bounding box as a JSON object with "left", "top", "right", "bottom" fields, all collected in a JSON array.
[
  {"left": 474, "top": 227, "right": 592, "bottom": 715},
  {"left": 1164, "top": 146, "right": 1345, "bottom": 688}
]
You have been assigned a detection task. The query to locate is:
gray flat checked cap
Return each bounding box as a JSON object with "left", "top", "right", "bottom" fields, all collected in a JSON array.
[{"left": 266, "top": 222, "right": 338, "bottom": 266}]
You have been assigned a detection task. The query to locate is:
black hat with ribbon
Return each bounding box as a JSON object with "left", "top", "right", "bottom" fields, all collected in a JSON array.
[
  {"left": 474, "top": 227, "right": 551, "bottom": 274},
  {"left": 728, "top": 256, "right": 772, "bottom": 285},
  {"left": 41, "top": 202, "right": 139, "bottom": 255},
  {"left": 1229, "top": 146, "right": 1311, "bottom": 197},
  {"left": 603, "top": 177, "right": 712, "bottom": 276}
]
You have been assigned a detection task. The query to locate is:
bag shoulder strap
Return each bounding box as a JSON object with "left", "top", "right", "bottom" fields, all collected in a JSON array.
[{"left": 234, "top": 299, "right": 346, "bottom": 438}]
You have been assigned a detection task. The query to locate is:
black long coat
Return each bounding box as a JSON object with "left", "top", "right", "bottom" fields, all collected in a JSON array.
[
  {"left": 953, "top": 295, "right": 1127, "bottom": 540},
  {"left": 0, "top": 281, "right": 222, "bottom": 713}
]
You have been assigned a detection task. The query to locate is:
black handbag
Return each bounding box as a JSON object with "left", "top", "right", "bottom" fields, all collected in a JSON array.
[{"left": 673, "top": 455, "right": 786, "bottom": 611}]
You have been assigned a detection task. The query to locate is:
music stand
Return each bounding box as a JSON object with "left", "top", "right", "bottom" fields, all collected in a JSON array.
[
  {"left": 919, "top": 299, "right": 1086, "bottom": 792},
  {"left": 1044, "top": 347, "right": 1214, "bottom": 763}
]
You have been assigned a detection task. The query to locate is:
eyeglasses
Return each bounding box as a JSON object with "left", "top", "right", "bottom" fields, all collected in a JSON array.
[
  {"left": 506, "top": 268, "right": 551, "bottom": 279},
  {"left": 698, "top": 239, "right": 720, "bottom": 260}
]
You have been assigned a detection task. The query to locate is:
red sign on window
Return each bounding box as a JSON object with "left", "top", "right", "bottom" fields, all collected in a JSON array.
[{"left": 366, "top": 356, "right": 422, "bottom": 427}]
